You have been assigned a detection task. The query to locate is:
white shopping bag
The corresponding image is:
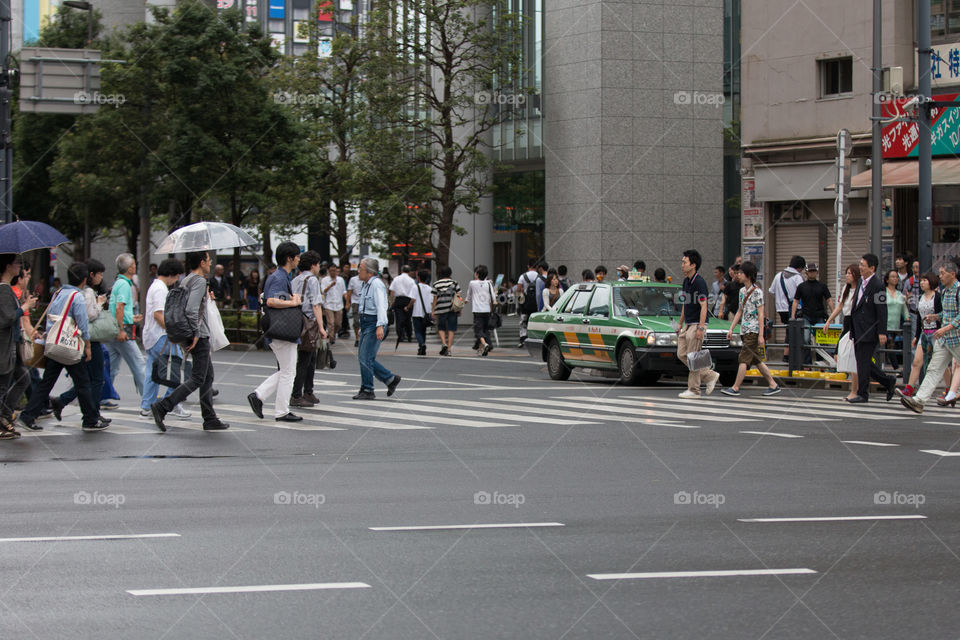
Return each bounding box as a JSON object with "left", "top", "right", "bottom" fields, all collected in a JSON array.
[
  {"left": 836, "top": 332, "right": 857, "bottom": 373},
  {"left": 206, "top": 302, "right": 230, "bottom": 352}
]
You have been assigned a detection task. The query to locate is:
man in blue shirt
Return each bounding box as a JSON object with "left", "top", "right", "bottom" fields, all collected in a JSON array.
[
  {"left": 17, "top": 263, "right": 109, "bottom": 431},
  {"left": 676, "top": 249, "right": 721, "bottom": 399},
  {"left": 353, "top": 257, "right": 401, "bottom": 400}
]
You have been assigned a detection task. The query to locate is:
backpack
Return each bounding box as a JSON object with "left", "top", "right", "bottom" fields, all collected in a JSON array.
[
  {"left": 165, "top": 276, "right": 203, "bottom": 345},
  {"left": 521, "top": 273, "right": 540, "bottom": 313}
]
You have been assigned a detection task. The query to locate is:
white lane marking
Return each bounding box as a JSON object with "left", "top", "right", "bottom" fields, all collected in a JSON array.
[
  {"left": 0, "top": 533, "right": 181, "bottom": 543},
  {"left": 923, "top": 421, "right": 959, "bottom": 426},
  {"left": 738, "top": 515, "right": 927, "bottom": 523},
  {"left": 841, "top": 440, "right": 900, "bottom": 447},
  {"left": 216, "top": 405, "right": 411, "bottom": 430},
  {"left": 525, "top": 396, "right": 751, "bottom": 423},
  {"left": 18, "top": 431, "right": 70, "bottom": 437},
  {"left": 739, "top": 430, "right": 803, "bottom": 439},
  {"left": 128, "top": 582, "right": 371, "bottom": 596},
  {"left": 370, "top": 522, "right": 565, "bottom": 532},
  {"left": 438, "top": 399, "right": 639, "bottom": 425},
  {"left": 628, "top": 396, "right": 887, "bottom": 421},
  {"left": 303, "top": 403, "right": 514, "bottom": 429},
  {"left": 920, "top": 449, "right": 960, "bottom": 457},
  {"left": 587, "top": 568, "right": 817, "bottom": 580}
]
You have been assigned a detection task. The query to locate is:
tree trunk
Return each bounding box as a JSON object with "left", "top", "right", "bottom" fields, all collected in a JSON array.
[
  {"left": 335, "top": 198, "right": 349, "bottom": 266},
  {"left": 260, "top": 220, "right": 272, "bottom": 265}
]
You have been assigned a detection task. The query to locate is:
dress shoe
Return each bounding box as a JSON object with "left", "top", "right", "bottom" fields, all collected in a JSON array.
[
  {"left": 97, "top": 416, "right": 112, "bottom": 425},
  {"left": 886, "top": 384, "right": 896, "bottom": 402},
  {"left": 203, "top": 421, "right": 230, "bottom": 430},
  {"left": 352, "top": 390, "right": 376, "bottom": 400},
  {"left": 247, "top": 392, "right": 264, "bottom": 419},
  {"left": 303, "top": 393, "right": 320, "bottom": 404},
  {"left": 82, "top": 418, "right": 110, "bottom": 432},
  {"left": 150, "top": 403, "right": 167, "bottom": 432},
  {"left": 290, "top": 396, "right": 314, "bottom": 408},
  {"left": 845, "top": 396, "right": 868, "bottom": 404},
  {"left": 276, "top": 413, "right": 303, "bottom": 422},
  {"left": 49, "top": 397, "right": 63, "bottom": 421},
  {"left": 387, "top": 375, "right": 402, "bottom": 396}
]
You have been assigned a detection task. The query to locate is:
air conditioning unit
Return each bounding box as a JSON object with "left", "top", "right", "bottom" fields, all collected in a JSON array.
[{"left": 883, "top": 66, "right": 904, "bottom": 96}]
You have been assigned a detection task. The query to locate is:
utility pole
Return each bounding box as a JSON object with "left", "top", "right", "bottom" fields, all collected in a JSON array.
[
  {"left": 0, "top": 0, "right": 12, "bottom": 225},
  {"left": 870, "top": 0, "right": 881, "bottom": 257},
  {"left": 918, "top": 0, "right": 933, "bottom": 270}
]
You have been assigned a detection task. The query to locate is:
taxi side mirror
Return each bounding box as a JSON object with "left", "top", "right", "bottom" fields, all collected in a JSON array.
[{"left": 625, "top": 309, "right": 643, "bottom": 325}]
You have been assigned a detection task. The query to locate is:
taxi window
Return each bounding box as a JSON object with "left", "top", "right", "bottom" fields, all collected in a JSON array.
[
  {"left": 613, "top": 286, "right": 683, "bottom": 317},
  {"left": 588, "top": 285, "right": 610, "bottom": 317},
  {"left": 563, "top": 290, "right": 592, "bottom": 315}
]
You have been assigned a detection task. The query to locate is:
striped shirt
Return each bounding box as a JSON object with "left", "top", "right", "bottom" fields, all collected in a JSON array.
[
  {"left": 431, "top": 278, "right": 460, "bottom": 314},
  {"left": 939, "top": 280, "right": 960, "bottom": 346}
]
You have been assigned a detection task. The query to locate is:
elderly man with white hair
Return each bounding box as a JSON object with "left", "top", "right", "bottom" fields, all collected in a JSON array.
[
  {"left": 106, "top": 252, "right": 146, "bottom": 399},
  {"left": 353, "top": 257, "right": 401, "bottom": 400}
]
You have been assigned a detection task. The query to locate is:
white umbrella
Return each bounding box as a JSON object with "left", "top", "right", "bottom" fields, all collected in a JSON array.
[{"left": 155, "top": 221, "right": 257, "bottom": 254}]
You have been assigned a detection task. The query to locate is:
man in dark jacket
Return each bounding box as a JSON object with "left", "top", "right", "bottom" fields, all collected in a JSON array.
[{"left": 848, "top": 253, "right": 896, "bottom": 403}]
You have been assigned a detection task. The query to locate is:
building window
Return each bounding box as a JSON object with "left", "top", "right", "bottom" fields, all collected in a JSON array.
[
  {"left": 819, "top": 57, "right": 853, "bottom": 98},
  {"left": 931, "top": 0, "right": 960, "bottom": 39}
]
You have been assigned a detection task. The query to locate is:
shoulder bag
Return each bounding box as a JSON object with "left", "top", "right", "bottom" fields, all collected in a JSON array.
[
  {"left": 449, "top": 281, "right": 465, "bottom": 312},
  {"left": 88, "top": 294, "right": 119, "bottom": 343},
  {"left": 299, "top": 276, "right": 321, "bottom": 352},
  {"left": 45, "top": 290, "right": 85, "bottom": 365},
  {"left": 152, "top": 339, "right": 185, "bottom": 388},
  {"left": 17, "top": 292, "right": 48, "bottom": 368},
  {"left": 416, "top": 282, "right": 434, "bottom": 328},
  {"left": 487, "top": 282, "right": 502, "bottom": 329}
]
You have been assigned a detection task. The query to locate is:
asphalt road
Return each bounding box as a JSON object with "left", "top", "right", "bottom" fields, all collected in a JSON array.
[{"left": 1, "top": 337, "right": 958, "bottom": 639}]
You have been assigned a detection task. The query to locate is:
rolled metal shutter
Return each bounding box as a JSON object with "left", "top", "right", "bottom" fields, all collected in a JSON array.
[
  {"left": 825, "top": 223, "right": 868, "bottom": 296},
  {"left": 773, "top": 225, "right": 820, "bottom": 273}
]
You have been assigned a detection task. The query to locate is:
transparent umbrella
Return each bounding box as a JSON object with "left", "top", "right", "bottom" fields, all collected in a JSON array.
[{"left": 155, "top": 221, "right": 257, "bottom": 254}]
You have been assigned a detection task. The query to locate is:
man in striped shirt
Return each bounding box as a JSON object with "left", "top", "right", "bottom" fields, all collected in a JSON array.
[
  {"left": 900, "top": 262, "right": 960, "bottom": 413},
  {"left": 430, "top": 265, "right": 460, "bottom": 356}
]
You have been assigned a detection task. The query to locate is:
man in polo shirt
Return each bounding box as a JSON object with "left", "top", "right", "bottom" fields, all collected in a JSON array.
[
  {"left": 677, "top": 249, "right": 720, "bottom": 399},
  {"left": 320, "top": 264, "right": 346, "bottom": 345},
  {"left": 106, "top": 252, "right": 146, "bottom": 398}
]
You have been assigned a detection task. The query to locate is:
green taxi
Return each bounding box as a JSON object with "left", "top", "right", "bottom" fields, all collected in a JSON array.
[{"left": 525, "top": 280, "right": 743, "bottom": 385}]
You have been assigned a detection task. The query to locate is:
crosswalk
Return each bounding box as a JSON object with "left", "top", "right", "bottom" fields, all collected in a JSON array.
[{"left": 14, "top": 389, "right": 959, "bottom": 440}]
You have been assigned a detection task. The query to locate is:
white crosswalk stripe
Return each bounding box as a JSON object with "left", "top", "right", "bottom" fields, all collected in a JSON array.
[
  {"left": 215, "top": 404, "right": 418, "bottom": 430},
  {"left": 296, "top": 402, "right": 522, "bottom": 428},
  {"left": 489, "top": 396, "right": 738, "bottom": 425},
  {"left": 558, "top": 396, "right": 789, "bottom": 423}
]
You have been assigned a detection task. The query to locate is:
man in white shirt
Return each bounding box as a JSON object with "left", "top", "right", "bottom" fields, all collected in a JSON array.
[
  {"left": 768, "top": 255, "right": 806, "bottom": 359},
  {"left": 389, "top": 265, "right": 417, "bottom": 342},
  {"left": 320, "top": 264, "right": 347, "bottom": 345},
  {"left": 139, "top": 259, "right": 190, "bottom": 419},
  {"left": 515, "top": 259, "right": 540, "bottom": 348},
  {"left": 410, "top": 269, "right": 434, "bottom": 356},
  {"left": 346, "top": 269, "right": 365, "bottom": 347}
]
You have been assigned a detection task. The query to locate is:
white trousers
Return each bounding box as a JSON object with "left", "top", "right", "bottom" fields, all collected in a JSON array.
[{"left": 256, "top": 340, "right": 298, "bottom": 417}]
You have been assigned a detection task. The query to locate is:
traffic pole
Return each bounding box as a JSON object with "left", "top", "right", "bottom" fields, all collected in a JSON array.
[{"left": 918, "top": 0, "right": 933, "bottom": 271}]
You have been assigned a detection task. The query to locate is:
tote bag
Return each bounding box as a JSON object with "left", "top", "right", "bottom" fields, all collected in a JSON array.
[{"left": 45, "top": 291, "right": 85, "bottom": 365}]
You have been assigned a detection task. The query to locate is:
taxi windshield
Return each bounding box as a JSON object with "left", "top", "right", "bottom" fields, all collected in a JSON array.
[{"left": 613, "top": 286, "right": 682, "bottom": 317}]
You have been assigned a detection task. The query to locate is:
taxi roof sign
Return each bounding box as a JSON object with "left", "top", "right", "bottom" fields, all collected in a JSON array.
[{"left": 628, "top": 270, "right": 649, "bottom": 281}]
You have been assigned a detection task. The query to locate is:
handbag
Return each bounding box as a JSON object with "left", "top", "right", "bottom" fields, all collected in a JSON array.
[
  {"left": 416, "top": 281, "right": 434, "bottom": 328},
  {"left": 450, "top": 285, "right": 465, "bottom": 313},
  {"left": 298, "top": 277, "right": 321, "bottom": 352},
  {"left": 18, "top": 297, "right": 50, "bottom": 368},
  {"left": 151, "top": 341, "right": 184, "bottom": 388},
  {"left": 487, "top": 282, "right": 502, "bottom": 329},
  {"left": 44, "top": 290, "right": 85, "bottom": 365},
  {"left": 685, "top": 331, "right": 712, "bottom": 371},
  {"left": 206, "top": 302, "right": 230, "bottom": 351},
  {"left": 88, "top": 307, "right": 119, "bottom": 342}
]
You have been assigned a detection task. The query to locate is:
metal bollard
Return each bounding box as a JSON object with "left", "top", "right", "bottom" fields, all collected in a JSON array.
[
  {"left": 901, "top": 324, "right": 912, "bottom": 384},
  {"left": 787, "top": 319, "right": 804, "bottom": 376}
]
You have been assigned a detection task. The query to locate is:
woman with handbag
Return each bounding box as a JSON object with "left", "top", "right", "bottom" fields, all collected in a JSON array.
[
  {"left": 901, "top": 271, "right": 942, "bottom": 399},
  {"left": 541, "top": 272, "right": 562, "bottom": 311},
  {"left": 290, "top": 251, "right": 328, "bottom": 408},
  {"left": 464, "top": 264, "right": 494, "bottom": 357},
  {"left": 0, "top": 254, "right": 37, "bottom": 438},
  {"left": 248, "top": 242, "right": 305, "bottom": 423},
  {"left": 824, "top": 263, "right": 861, "bottom": 401}
]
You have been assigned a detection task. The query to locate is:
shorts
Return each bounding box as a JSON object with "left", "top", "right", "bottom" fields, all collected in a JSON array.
[
  {"left": 437, "top": 311, "right": 458, "bottom": 332},
  {"left": 778, "top": 311, "right": 790, "bottom": 324},
  {"left": 738, "top": 333, "right": 763, "bottom": 367}
]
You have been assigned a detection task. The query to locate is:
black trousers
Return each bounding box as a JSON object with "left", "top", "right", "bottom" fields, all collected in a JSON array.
[
  {"left": 392, "top": 297, "right": 412, "bottom": 340},
  {"left": 158, "top": 338, "right": 217, "bottom": 425},
  {"left": 0, "top": 357, "right": 31, "bottom": 422},
  {"left": 854, "top": 338, "right": 893, "bottom": 399},
  {"left": 293, "top": 348, "right": 317, "bottom": 397},
  {"left": 21, "top": 357, "right": 99, "bottom": 426}
]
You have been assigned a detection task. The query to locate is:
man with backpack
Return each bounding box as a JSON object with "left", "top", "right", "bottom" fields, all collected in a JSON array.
[
  {"left": 150, "top": 250, "right": 229, "bottom": 432},
  {"left": 768, "top": 255, "right": 806, "bottom": 359},
  {"left": 516, "top": 259, "right": 542, "bottom": 348}
]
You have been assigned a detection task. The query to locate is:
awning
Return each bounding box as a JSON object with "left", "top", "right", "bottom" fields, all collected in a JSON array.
[{"left": 850, "top": 158, "right": 960, "bottom": 189}]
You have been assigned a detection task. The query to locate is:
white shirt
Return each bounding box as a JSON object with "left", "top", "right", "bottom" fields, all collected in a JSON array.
[
  {"left": 411, "top": 283, "right": 433, "bottom": 318},
  {"left": 768, "top": 267, "right": 804, "bottom": 312},
  {"left": 464, "top": 279, "right": 494, "bottom": 312},
  {"left": 320, "top": 275, "right": 346, "bottom": 311},
  {"left": 390, "top": 272, "right": 417, "bottom": 298},
  {"left": 347, "top": 275, "right": 364, "bottom": 305},
  {"left": 143, "top": 278, "right": 168, "bottom": 350}
]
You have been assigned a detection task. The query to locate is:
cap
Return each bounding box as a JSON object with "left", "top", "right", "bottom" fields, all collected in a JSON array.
[{"left": 806, "top": 263, "right": 819, "bottom": 271}]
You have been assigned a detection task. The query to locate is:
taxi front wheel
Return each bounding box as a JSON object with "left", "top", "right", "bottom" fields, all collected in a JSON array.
[
  {"left": 617, "top": 345, "right": 642, "bottom": 385},
  {"left": 547, "top": 341, "right": 572, "bottom": 381}
]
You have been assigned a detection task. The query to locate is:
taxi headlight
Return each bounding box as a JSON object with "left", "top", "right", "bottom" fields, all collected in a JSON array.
[
  {"left": 646, "top": 335, "right": 656, "bottom": 346},
  {"left": 653, "top": 333, "right": 678, "bottom": 346},
  {"left": 730, "top": 334, "right": 743, "bottom": 347}
]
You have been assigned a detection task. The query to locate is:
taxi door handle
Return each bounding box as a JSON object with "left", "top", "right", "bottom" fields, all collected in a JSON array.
[{"left": 581, "top": 318, "right": 590, "bottom": 324}]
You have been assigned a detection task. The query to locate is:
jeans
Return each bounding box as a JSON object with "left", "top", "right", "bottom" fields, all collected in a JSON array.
[
  {"left": 412, "top": 316, "right": 427, "bottom": 347},
  {"left": 293, "top": 348, "right": 317, "bottom": 397},
  {"left": 0, "top": 357, "right": 30, "bottom": 422},
  {"left": 358, "top": 314, "right": 394, "bottom": 391},
  {"left": 141, "top": 336, "right": 180, "bottom": 410},
  {"left": 256, "top": 340, "right": 298, "bottom": 417},
  {"left": 158, "top": 338, "right": 217, "bottom": 425},
  {"left": 106, "top": 332, "right": 146, "bottom": 396},
  {"left": 21, "top": 357, "right": 99, "bottom": 426},
  {"left": 59, "top": 341, "right": 105, "bottom": 410}
]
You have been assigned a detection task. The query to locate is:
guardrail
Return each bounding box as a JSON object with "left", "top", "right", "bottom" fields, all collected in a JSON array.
[{"left": 772, "top": 319, "right": 911, "bottom": 380}]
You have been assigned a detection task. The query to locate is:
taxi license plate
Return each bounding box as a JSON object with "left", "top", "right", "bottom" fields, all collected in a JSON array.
[{"left": 815, "top": 327, "right": 842, "bottom": 346}]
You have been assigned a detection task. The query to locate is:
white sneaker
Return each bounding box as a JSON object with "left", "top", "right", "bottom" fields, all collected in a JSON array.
[
  {"left": 704, "top": 370, "right": 721, "bottom": 396},
  {"left": 139, "top": 409, "right": 151, "bottom": 417},
  {"left": 170, "top": 404, "right": 191, "bottom": 419},
  {"left": 678, "top": 390, "right": 701, "bottom": 399}
]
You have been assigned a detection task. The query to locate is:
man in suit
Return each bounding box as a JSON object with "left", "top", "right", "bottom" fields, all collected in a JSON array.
[{"left": 848, "top": 253, "right": 896, "bottom": 403}]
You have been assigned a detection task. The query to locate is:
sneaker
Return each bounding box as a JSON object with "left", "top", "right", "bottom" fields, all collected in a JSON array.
[
  {"left": 100, "top": 400, "right": 119, "bottom": 410},
  {"left": 150, "top": 403, "right": 167, "bottom": 432},
  {"left": 352, "top": 389, "right": 376, "bottom": 400},
  {"left": 900, "top": 395, "right": 923, "bottom": 414},
  {"left": 50, "top": 397, "right": 63, "bottom": 421},
  {"left": 678, "top": 390, "right": 701, "bottom": 399},
  {"left": 290, "top": 396, "right": 313, "bottom": 408},
  {"left": 704, "top": 370, "right": 720, "bottom": 396},
  {"left": 720, "top": 387, "right": 740, "bottom": 397},
  {"left": 170, "top": 404, "right": 192, "bottom": 419},
  {"left": 303, "top": 393, "right": 320, "bottom": 404},
  {"left": 139, "top": 408, "right": 152, "bottom": 417},
  {"left": 387, "top": 375, "right": 402, "bottom": 397},
  {"left": 439, "top": 345, "right": 448, "bottom": 356},
  {"left": 16, "top": 416, "right": 41, "bottom": 431},
  {"left": 899, "top": 385, "right": 913, "bottom": 398},
  {"left": 203, "top": 421, "right": 230, "bottom": 431},
  {"left": 82, "top": 418, "right": 110, "bottom": 432},
  {"left": 762, "top": 386, "right": 782, "bottom": 397},
  {"left": 37, "top": 409, "right": 53, "bottom": 420}
]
